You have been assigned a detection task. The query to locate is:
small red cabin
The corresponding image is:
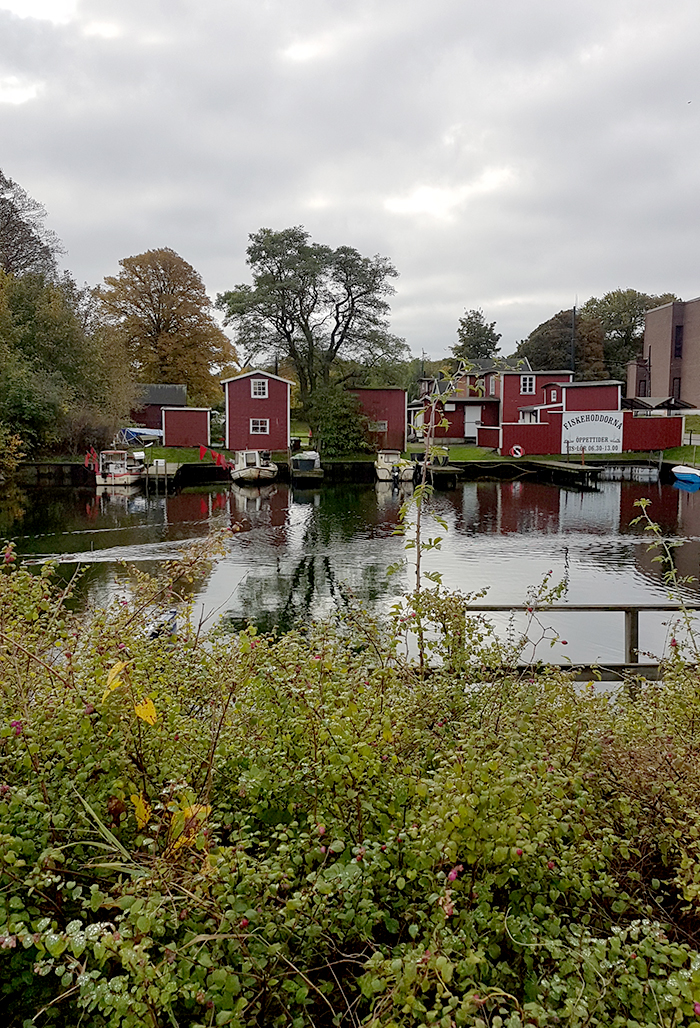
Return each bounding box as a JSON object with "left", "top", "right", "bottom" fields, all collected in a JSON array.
[
  {"left": 221, "top": 371, "right": 292, "bottom": 452},
  {"left": 350, "top": 387, "right": 407, "bottom": 451},
  {"left": 161, "top": 407, "right": 210, "bottom": 447}
]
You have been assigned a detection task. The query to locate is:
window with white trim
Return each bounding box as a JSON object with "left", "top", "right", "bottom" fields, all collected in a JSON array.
[
  {"left": 369, "top": 420, "right": 389, "bottom": 431},
  {"left": 489, "top": 375, "right": 496, "bottom": 396},
  {"left": 550, "top": 389, "right": 557, "bottom": 402},
  {"left": 251, "top": 379, "right": 268, "bottom": 398},
  {"left": 520, "top": 375, "right": 535, "bottom": 394},
  {"left": 250, "top": 418, "right": 269, "bottom": 434}
]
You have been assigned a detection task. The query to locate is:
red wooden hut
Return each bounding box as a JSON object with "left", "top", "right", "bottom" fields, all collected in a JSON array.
[
  {"left": 221, "top": 371, "right": 292, "bottom": 452},
  {"left": 161, "top": 407, "right": 211, "bottom": 448}
]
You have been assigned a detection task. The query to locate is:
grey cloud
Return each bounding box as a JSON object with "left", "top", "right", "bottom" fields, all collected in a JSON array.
[{"left": 0, "top": 0, "right": 698, "bottom": 355}]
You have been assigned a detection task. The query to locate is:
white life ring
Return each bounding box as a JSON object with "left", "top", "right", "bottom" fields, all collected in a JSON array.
[{"left": 510, "top": 444, "right": 524, "bottom": 458}]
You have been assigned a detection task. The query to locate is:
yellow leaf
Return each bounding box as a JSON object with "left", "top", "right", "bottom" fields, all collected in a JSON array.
[
  {"left": 107, "top": 661, "right": 127, "bottom": 686},
  {"left": 130, "top": 792, "right": 152, "bottom": 830},
  {"left": 102, "top": 660, "right": 128, "bottom": 702},
  {"left": 171, "top": 803, "right": 211, "bottom": 849},
  {"left": 134, "top": 697, "right": 158, "bottom": 725}
]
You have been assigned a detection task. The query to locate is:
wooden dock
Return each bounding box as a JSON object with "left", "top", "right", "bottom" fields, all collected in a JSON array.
[
  {"left": 524, "top": 459, "right": 602, "bottom": 488},
  {"left": 463, "top": 601, "right": 700, "bottom": 678}
]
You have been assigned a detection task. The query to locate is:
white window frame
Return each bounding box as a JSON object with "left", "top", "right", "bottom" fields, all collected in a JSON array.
[
  {"left": 369, "top": 420, "right": 389, "bottom": 432},
  {"left": 251, "top": 379, "right": 268, "bottom": 399},
  {"left": 550, "top": 389, "right": 557, "bottom": 402},
  {"left": 250, "top": 418, "right": 269, "bottom": 434},
  {"left": 520, "top": 375, "right": 535, "bottom": 395},
  {"left": 489, "top": 375, "right": 496, "bottom": 396}
]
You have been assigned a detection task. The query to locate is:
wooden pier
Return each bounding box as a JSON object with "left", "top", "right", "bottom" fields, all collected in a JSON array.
[{"left": 463, "top": 602, "right": 700, "bottom": 679}]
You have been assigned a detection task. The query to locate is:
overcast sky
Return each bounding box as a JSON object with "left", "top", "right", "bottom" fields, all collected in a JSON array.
[{"left": 1, "top": 0, "right": 698, "bottom": 358}]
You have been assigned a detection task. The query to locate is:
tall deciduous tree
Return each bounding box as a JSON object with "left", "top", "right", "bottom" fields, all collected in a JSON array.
[
  {"left": 216, "top": 227, "right": 406, "bottom": 403},
  {"left": 451, "top": 308, "right": 501, "bottom": 361},
  {"left": 0, "top": 169, "right": 64, "bottom": 277},
  {"left": 515, "top": 308, "right": 607, "bottom": 379},
  {"left": 579, "top": 288, "right": 677, "bottom": 380},
  {"left": 97, "top": 248, "right": 237, "bottom": 404},
  {"left": 0, "top": 270, "right": 136, "bottom": 451}
]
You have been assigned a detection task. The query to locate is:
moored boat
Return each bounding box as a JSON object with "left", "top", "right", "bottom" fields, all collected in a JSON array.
[
  {"left": 290, "top": 450, "right": 324, "bottom": 483},
  {"left": 411, "top": 450, "right": 461, "bottom": 486},
  {"left": 672, "top": 464, "right": 700, "bottom": 484},
  {"left": 97, "top": 449, "right": 146, "bottom": 487},
  {"left": 229, "top": 450, "right": 278, "bottom": 483},
  {"left": 374, "top": 449, "right": 413, "bottom": 484}
]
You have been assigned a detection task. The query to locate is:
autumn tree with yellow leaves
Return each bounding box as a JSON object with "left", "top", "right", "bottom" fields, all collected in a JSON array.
[{"left": 98, "top": 248, "right": 238, "bottom": 405}]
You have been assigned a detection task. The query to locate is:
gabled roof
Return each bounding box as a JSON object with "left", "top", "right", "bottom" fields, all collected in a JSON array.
[
  {"left": 136, "top": 384, "right": 187, "bottom": 406},
  {"left": 220, "top": 370, "right": 294, "bottom": 386}
]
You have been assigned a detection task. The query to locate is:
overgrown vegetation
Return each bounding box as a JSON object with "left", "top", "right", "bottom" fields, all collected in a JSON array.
[{"left": 2, "top": 520, "right": 700, "bottom": 1026}]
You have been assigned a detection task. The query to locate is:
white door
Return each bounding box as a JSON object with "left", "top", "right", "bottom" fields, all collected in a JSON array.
[{"left": 463, "top": 406, "right": 480, "bottom": 442}]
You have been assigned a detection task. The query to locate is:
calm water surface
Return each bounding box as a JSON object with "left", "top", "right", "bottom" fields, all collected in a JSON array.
[{"left": 3, "top": 476, "right": 700, "bottom": 664}]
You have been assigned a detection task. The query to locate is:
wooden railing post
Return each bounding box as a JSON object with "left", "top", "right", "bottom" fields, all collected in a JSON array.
[{"left": 624, "top": 608, "right": 639, "bottom": 664}]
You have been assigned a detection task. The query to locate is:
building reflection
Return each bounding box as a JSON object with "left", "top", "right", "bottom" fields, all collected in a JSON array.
[{"left": 9, "top": 475, "right": 700, "bottom": 637}]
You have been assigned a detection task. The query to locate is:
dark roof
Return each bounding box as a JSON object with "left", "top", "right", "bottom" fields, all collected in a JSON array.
[
  {"left": 560, "top": 380, "right": 623, "bottom": 388},
  {"left": 624, "top": 395, "right": 695, "bottom": 410},
  {"left": 136, "top": 384, "right": 187, "bottom": 406}
]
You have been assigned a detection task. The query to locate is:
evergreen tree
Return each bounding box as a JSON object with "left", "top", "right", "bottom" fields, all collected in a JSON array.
[{"left": 451, "top": 308, "right": 501, "bottom": 361}]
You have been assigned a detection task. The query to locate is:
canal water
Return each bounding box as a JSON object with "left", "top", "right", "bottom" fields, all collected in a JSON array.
[{"left": 2, "top": 475, "right": 700, "bottom": 665}]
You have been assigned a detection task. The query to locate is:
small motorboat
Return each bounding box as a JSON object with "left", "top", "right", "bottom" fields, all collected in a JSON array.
[
  {"left": 672, "top": 465, "right": 700, "bottom": 484},
  {"left": 97, "top": 449, "right": 146, "bottom": 487},
  {"left": 229, "top": 450, "right": 278, "bottom": 484},
  {"left": 375, "top": 449, "right": 413, "bottom": 485},
  {"left": 411, "top": 449, "right": 461, "bottom": 486},
  {"left": 290, "top": 450, "right": 324, "bottom": 483}
]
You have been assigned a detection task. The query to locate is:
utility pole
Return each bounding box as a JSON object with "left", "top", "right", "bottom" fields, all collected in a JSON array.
[{"left": 571, "top": 306, "right": 576, "bottom": 374}]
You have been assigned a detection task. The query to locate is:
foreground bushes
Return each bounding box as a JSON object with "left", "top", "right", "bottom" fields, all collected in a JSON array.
[{"left": 1, "top": 541, "right": 700, "bottom": 1026}]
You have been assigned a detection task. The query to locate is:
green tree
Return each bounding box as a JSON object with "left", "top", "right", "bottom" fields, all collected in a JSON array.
[
  {"left": 579, "top": 288, "right": 677, "bottom": 379},
  {"left": 515, "top": 308, "right": 607, "bottom": 379},
  {"left": 0, "top": 270, "right": 137, "bottom": 452},
  {"left": 0, "top": 169, "right": 64, "bottom": 277},
  {"left": 451, "top": 307, "right": 501, "bottom": 360},
  {"left": 303, "top": 385, "right": 371, "bottom": 457},
  {"left": 216, "top": 227, "right": 406, "bottom": 403},
  {"left": 97, "top": 248, "right": 238, "bottom": 405}
]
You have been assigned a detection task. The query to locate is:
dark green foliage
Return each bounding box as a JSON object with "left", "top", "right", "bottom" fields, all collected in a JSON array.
[
  {"left": 1, "top": 540, "right": 700, "bottom": 1025},
  {"left": 302, "top": 385, "right": 372, "bottom": 457},
  {"left": 216, "top": 226, "right": 407, "bottom": 402},
  {"left": 452, "top": 307, "right": 501, "bottom": 360},
  {"left": 579, "top": 289, "right": 678, "bottom": 380},
  {"left": 515, "top": 308, "right": 608, "bottom": 379}
]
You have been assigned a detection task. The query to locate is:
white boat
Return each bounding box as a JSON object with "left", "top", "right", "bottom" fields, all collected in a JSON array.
[
  {"left": 374, "top": 449, "right": 413, "bottom": 484},
  {"left": 672, "top": 465, "right": 700, "bottom": 484},
  {"left": 97, "top": 449, "right": 146, "bottom": 487},
  {"left": 290, "top": 450, "right": 324, "bottom": 483},
  {"left": 229, "top": 450, "right": 278, "bottom": 483}
]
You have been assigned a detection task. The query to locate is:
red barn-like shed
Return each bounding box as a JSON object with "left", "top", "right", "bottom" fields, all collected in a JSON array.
[
  {"left": 222, "top": 371, "right": 292, "bottom": 452},
  {"left": 350, "top": 387, "right": 407, "bottom": 451},
  {"left": 162, "top": 407, "right": 211, "bottom": 448}
]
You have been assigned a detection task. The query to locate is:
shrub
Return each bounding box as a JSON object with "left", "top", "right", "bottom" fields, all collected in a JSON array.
[{"left": 1, "top": 540, "right": 700, "bottom": 1025}]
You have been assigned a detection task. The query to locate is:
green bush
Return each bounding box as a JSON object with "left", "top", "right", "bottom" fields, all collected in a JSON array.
[{"left": 1, "top": 539, "right": 700, "bottom": 1025}]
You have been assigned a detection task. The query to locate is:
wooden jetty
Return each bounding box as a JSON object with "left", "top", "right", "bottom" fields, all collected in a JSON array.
[{"left": 463, "top": 601, "right": 700, "bottom": 680}]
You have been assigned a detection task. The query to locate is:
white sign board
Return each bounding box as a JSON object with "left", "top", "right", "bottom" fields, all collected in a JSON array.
[{"left": 561, "top": 411, "right": 623, "bottom": 454}]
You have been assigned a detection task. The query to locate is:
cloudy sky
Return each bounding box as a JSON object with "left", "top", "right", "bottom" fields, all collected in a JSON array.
[{"left": 1, "top": 0, "right": 698, "bottom": 357}]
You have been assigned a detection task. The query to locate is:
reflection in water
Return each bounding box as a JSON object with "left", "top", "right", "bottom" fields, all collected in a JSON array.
[{"left": 3, "top": 477, "right": 700, "bottom": 662}]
